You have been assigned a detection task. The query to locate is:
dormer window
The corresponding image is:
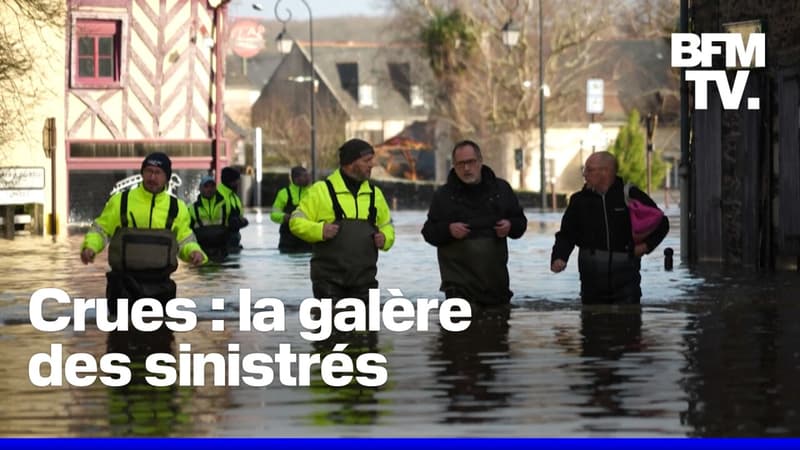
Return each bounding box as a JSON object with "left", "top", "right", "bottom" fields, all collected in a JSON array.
[{"left": 336, "top": 62, "right": 358, "bottom": 101}]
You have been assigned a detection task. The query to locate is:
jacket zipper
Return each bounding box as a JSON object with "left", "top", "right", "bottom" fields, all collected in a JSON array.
[
  {"left": 601, "top": 192, "right": 613, "bottom": 291},
  {"left": 148, "top": 192, "right": 156, "bottom": 228},
  {"left": 601, "top": 193, "right": 611, "bottom": 249},
  {"left": 201, "top": 197, "right": 217, "bottom": 224},
  {"left": 350, "top": 183, "right": 363, "bottom": 219}
]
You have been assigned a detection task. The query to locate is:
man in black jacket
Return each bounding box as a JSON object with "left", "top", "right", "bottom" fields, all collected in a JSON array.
[
  {"left": 422, "top": 140, "right": 527, "bottom": 307},
  {"left": 550, "top": 151, "right": 669, "bottom": 304}
]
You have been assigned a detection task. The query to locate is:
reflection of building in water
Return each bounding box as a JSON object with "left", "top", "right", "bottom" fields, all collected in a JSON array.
[
  {"left": 0, "top": 326, "right": 107, "bottom": 436},
  {"left": 309, "top": 330, "right": 387, "bottom": 426},
  {"left": 2, "top": 325, "right": 230, "bottom": 437},
  {"left": 431, "top": 307, "right": 511, "bottom": 423},
  {"left": 680, "top": 283, "right": 800, "bottom": 436}
]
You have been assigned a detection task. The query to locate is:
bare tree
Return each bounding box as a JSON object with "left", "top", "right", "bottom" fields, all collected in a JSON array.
[
  {"left": 253, "top": 102, "right": 345, "bottom": 171},
  {"left": 389, "top": 0, "right": 679, "bottom": 158},
  {"left": 386, "top": 1, "right": 611, "bottom": 189},
  {"left": 0, "top": 0, "right": 64, "bottom": 150},
  {"left": 615, "top": 0, "right": 679, "bottom": 39}
]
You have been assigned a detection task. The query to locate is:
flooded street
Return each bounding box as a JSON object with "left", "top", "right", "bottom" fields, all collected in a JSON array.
[{"left": 1, "top": 209, "right": 799, "bottom": 436}]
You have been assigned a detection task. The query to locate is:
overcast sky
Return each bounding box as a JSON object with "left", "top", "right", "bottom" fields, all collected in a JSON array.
[{"left": 230, "top": 0, "right": 392, "bottom": 19}]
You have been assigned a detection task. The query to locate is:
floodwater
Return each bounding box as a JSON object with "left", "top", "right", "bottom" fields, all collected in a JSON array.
[{"left": 1, "top": 208, "right": 799, "bottom": 437}]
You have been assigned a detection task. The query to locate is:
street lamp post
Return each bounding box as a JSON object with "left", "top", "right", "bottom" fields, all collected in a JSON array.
[
  {"left": 268, "top": 0, "right": 316, "bottom": 181},
  {"left": 537, "top": 0, "right": 545, "bottom": 210},
  {"left": 502, "top": 0, "right": 546, "bottom": 209}
]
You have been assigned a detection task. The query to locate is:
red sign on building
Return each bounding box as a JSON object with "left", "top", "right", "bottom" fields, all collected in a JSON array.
[{"left": 229, "top": 19, "right": 266, "bottom": 59}]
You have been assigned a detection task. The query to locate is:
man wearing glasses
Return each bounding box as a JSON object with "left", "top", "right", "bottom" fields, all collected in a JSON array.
[
  {"left": 422, "top": 140, "right": 527, "bottom": 307},
  {"left": 550, "top": 151, "right": 669, "bottom": 304}
]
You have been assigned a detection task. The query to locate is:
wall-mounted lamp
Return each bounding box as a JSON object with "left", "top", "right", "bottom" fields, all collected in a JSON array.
[{"left": 501, "top": 19, "right": 521, "bottom": 47}]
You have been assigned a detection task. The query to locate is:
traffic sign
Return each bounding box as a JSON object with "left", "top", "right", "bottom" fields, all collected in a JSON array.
[{"left": 586, "top": 78, "right": 604, "bottom": 114}]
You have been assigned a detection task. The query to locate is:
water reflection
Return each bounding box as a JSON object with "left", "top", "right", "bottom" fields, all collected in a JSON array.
[
  {"left": 3, "top": 209, "right": 800, "bottom": 436},
  {"left": 679, "top": 272, "right": 800, "bottom": 436},
  {"left": 105, "top": 327, "right": 186, "bottom": 436},
  {"left": 433, "top": 306, "right": 511, "bottom": 423},
  {"left": 310, "top": 331, "right": 384, "bottom": 426},
  {"left": 572, "top": 306, "right": 643, "bottom": 419}
]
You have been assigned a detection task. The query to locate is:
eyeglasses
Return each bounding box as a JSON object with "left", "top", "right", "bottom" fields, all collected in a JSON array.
[{"left": 454, "top": 158, "right": 480, "bottom": 169}]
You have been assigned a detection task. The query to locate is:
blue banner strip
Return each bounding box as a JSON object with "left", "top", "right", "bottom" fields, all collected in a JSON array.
[{"left": 3, "top": 439, "right": 800, "bottom": 450}]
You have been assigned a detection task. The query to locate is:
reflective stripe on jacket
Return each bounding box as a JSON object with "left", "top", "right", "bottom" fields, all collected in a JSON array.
[
  {"left": 270, "top": 183, "right": 306, "bottom": 224},
  {"left": 81, "top": 184, "right": 207, "bottom": 264},
  {"left": 190, "top": 192, "right": 227, "bottom": 227},
  {"left": 289, "top": 169, "right": 395, "bottom": 250},
  {"left": 216, "top": 182, "right": 243, "bottom": 226}
]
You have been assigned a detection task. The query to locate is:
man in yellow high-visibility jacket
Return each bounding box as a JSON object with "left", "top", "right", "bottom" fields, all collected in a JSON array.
[
  {"left": 189, "top": 175, "right": 229, "bottom": 262},
  {"left": 271, "top": 166, "right": 311, "bottom": 253},
  {"left": 217, "top": 166, "right": 249, "bottom": 252},
  {"left": 290, "top": 138, "right": 395, "bottom": 301},
  {"left": 80, "top": 152, "right": 206, "bottom": 314}
]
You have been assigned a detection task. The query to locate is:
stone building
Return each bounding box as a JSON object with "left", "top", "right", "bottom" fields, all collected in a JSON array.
[{"left": 688, "top": 0, "right": 800, "bottom": 268}]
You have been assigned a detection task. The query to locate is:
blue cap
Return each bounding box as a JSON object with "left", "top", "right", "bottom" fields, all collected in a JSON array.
[{"left": 199, "top": 175, "right": 216, "bottom": 188}]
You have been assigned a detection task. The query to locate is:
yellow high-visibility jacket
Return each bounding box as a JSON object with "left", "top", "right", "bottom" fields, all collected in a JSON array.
[
  {"left": 270, "top": 182, "right": 307, "bottom": 224},
  {"left": 189, "top": 191, "right": 227, "bottom": 228},
  {"left": 216, "top": 182, "right": 244, "bottom": 226},
  {"left": 81, "top": 184, "right": 207, "bottom": 264},
  {"left": 289, "top": 169, "right": 395, "bottom": 250}
]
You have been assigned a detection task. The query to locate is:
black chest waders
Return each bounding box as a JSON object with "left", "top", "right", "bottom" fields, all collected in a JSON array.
[
  {"left": 193, "top": 193, "right": 229, "bottom": 262},
  {"left": 577, "top": 248, "right": 641, "bottom": 304},
  {"left": 106, "top": 190, "right": 179, "bottom": 315},
  {"left": 310, "top": 180, "right": 378, "bottom": 301},
  {"left": 225, "top": 191, "right": 246, "bottom": 253},
  {"left": 437, "top": 237, "right": 512, "bottom": 306},
  {"left": 279, "top": 187, "right": 312, "bottom": 254}
]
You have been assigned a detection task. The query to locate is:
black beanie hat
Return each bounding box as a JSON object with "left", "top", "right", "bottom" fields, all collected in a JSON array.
[
  {"left": 141, "top": 152, "right": 172, "bottom": 179},
  {"left": 291, "top": 166, "right": 307, "bottom": 179},
  {"left": 339, "top": 138, "right": 375, "bottom": 166},
  {"left": 221, "top": 167, "right": 241, "bottom": 185},
  {"left": 290, "top": 166, "right": 307, "bottom": 179}
]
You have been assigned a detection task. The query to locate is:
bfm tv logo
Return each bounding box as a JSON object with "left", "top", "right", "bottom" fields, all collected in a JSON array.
[{"left": 671, "top": 33, "right": 765, "bottom": 110}]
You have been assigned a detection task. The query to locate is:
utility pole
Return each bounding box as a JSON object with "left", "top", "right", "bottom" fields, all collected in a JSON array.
[{"left": 645, "top": 113, "right": 658, "bottom": 195}]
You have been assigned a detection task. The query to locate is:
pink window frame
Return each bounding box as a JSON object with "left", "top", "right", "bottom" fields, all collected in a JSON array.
[{"left": 71, "top": 19, "right": 122, "bottom": 88}]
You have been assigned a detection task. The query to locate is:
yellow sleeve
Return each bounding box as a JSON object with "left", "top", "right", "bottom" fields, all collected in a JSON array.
[
  {"left": 232, "top": 192, "right": 244, "bottom": 211},
  {"left": 270, "top": 187, "right": 288, "bottom": 224},
  {"left": 81, "top": 193, "right": 122, "bottom": 254},
  {"left": 186, "top": 200, "right": 198, "bottom": 227},
  {"left": 173, "top": 200, "right": 208, "bottom": 264},
  {"left": 374, "top": 187, "right": 395, "bottom": 251},
  {"left": 289, "top": 183, "right": 327, "bottom": 243}
]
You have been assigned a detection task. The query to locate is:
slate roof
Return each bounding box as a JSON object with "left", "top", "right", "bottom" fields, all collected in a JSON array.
[
  {"left": 226, "top": 52, "right": 283, "bottom": 89},
  {"left": 225, "top": 16, "right": 401, "bottom": 91},
  {"left": 292, "top": 40, "right": 432, "bottom": 120}
]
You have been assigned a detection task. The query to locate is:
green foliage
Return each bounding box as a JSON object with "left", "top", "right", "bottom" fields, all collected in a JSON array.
[
  {"left": 419, "top": 8, "right": 477, "bottom": 78},
  {"left": 609, "top": 109, "right": 667, "bottom": 189}
]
